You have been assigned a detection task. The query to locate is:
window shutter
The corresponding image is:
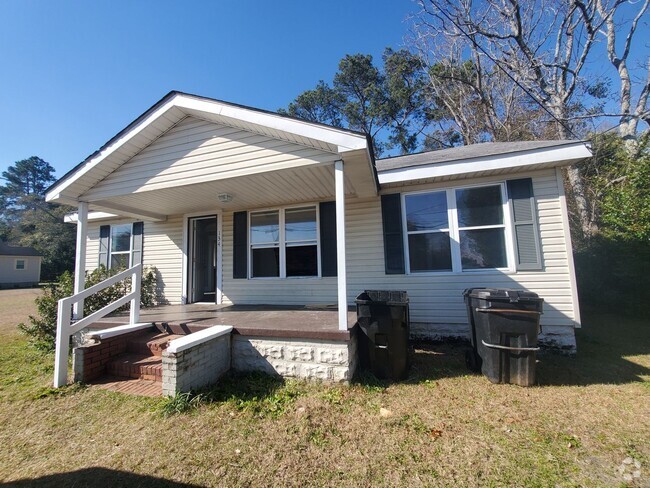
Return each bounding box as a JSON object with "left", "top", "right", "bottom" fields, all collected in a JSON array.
[
  {"left": 233, "top": 211, "right": 248, "bottom": 279},
  {"left": 98, "top": 225, "right": 110, "bottom": 268},
  {"left": 381, "top": 193, "right": 405, "bottom": 274},
  {"left": 319, "top": 201, "right": 337, "bottom": 277},
  {"left": 507, "top": 178, "right": 543, "bottom": 270},
  {"left": 131, "top": 221, "right": 144, "bottom": 265}
]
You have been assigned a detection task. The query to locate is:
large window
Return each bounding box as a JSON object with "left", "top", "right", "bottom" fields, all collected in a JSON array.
[
  {"left": 250, "top": 206, "right": 318, "bottom": 278},
  {"left": 403, "top": 184, "right": 511, "bottom": 273}
]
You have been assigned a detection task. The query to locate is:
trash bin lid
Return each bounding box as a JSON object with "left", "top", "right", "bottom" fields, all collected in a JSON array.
[
  {"left": 464, "top": 287, "right": 542, "bottom": 303},
  {"left": 356, "top": 290, "right": 409, "bottom": 305}
]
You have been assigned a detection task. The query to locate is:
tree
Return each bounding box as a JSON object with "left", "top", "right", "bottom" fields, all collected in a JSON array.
[
  {"left": 1, "top": 157, "right": 76, "bottom": 280},
  {"left": 281, "top": 50, "right": 430, "bottom": 155},
  {"left": 595, "top": 0, "right": 650, "bottom": 150},
  {"left": 411, "top": 0, "right": 618, "bottom": 238}
]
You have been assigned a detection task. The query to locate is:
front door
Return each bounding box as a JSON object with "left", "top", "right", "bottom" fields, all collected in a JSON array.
[{"left": 188, "top": 216, "right": 218, "bottom": 303}]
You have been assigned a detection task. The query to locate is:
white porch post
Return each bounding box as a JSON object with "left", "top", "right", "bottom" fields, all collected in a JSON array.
[
  {"left": 72, "top": 201, "right": 88, "bottom": 319},
  {"left": 335, "top": 160, "right": 348, "bottom": 331}
]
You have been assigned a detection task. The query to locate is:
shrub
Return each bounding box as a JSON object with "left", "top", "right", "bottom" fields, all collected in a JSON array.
[{"left": 19, "top": 265, "right": 159, "bottom": 351}]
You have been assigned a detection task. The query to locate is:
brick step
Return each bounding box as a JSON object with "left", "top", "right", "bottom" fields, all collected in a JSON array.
[
  {"left": 107, "top": 353, "right": 163, "bottom": 382},
  {"left": 127, "top": 332, "right": 183, "bottom": 357}
]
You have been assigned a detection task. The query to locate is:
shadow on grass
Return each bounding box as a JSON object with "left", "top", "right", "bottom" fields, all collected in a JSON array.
[
  {"left": 537, "top": 310, "right": 650, "bottom": 386},
  {"left": 354, "top": 310, "right": 649, "bottom": 388},
  {"left": 353, "top": 340, "right": 475, "bottom": 389},
  {"left": 2, "top": 467, "right": 200, "bottom": 487}
]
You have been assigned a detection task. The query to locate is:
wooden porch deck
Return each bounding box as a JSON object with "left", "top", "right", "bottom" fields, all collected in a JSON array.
[{"left": 93, "top": 304, "right": 358, "bottom": 341}]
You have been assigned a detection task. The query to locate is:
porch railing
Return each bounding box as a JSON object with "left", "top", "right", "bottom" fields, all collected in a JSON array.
[{"left": 53, "top": 263, "right": 144, "bottom": 388}]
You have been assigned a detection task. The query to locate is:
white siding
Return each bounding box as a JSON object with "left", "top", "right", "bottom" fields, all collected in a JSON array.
[
  {"left": 85, "top": 217, "right": 184, "bottom": 304},
  {"left": 83, "top": 117, "right": 338, "bottom": 200},
  {"left": 221, "top": 169, "right": 577, "bottom": 332},
  {"left": 83, "top": 168, "right": 577, "bottom": 346}
]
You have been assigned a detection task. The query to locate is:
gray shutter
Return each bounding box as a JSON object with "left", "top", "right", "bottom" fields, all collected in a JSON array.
[
  {"left": 233, "top": 211, "right": 248, "bottom": 279},
  {"left": 507, "top": 178, "right": 542, "bottom": 270},
  {"left": 131, "top": 221, "right": 144, "bottom": 266},
  {"left": 98, "top": 225, "right": 110, "bottom": 268},
  {"left": 381, "top": 193, "right": 405, "bottom": 274},
  {"left": 319, "top": 201, "right": 337, "bottom": 277}
]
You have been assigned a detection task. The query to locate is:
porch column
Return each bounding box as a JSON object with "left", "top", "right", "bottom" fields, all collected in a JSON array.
[
  {"left": 72, "top": 201, "right": 88, "bottom": 319},
  {"left": 335, "top": 160, "right": 348, "bottom": 331}
]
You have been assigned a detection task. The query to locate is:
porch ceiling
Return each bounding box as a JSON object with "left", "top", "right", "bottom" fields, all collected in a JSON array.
[{"left": 88, "top": 163, "right": 357, "bottom": 218}]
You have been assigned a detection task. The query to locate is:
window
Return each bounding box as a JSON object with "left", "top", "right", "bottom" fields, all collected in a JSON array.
[
  {"left": 404, "top": 190, "right": 452, "bottom": 272},
  {"left": 403, "top": 184, "right": 511, "bottom": 273},
  {"left": 250, "top": 206, "right": 318, "bottom": 278},
  {"left": 15, "top": 259, "right": 25, "bottom": 270},
  {"left": 99, "top": 222, "right": 142, "bottom": 270},
  {"left": 110, "top": 224, "right": 132, "bottom": 270}
]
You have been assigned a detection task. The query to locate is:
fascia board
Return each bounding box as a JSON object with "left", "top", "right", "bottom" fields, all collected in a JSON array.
[{"left": 378, "top": 143, "right": 592, "bottom": 185}]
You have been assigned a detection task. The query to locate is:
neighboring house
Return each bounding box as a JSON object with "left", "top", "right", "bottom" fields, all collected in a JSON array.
[
  {"left": 45, "top": 91, "right": 591, "bottom": 390},
  {"left": 0, "top": 242, "right": 42, "bottom": 288}
]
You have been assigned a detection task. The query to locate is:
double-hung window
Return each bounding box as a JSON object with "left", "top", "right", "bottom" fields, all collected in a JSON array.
[
  {"left": 404, "top": 183, "right": 511, "bottom": 273},
  {"left": 250, "top": 206, "right": 318, "bottom": 278},
  {"left": 99, "top": 222, "right": 143, "bottom": 270},
  {"left": 15, "top": 259, "right": 25, "bottom": 270},
  {"left": 109, "top": 224, "right": 133, "bottom": 270}
]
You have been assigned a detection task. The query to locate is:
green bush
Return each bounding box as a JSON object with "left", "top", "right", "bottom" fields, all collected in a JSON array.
[{"left": 18, "top": 265, "right": 159, "bottom": 351}]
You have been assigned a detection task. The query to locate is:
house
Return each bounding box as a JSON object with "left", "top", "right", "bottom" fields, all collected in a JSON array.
[
  {"left": 45, "top": 91, "right": 591, "bottom": 393},
  {"left": 0, "top": 242, "right": 42, "bottom": 288}
]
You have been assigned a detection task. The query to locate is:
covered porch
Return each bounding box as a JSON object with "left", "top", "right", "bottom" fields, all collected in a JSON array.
[
  {"left": 92, "top": 303, "right": 359, "bottom": 341},
  {"left": 46, "top": 92, "right": 377, "bottom": 388}
]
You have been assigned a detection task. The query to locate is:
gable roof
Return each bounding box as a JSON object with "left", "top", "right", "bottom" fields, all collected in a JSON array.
[
  {"left": 46, "top": 91, "right": 371, "bottom": 205},
  {"left": 0, "top": 242, "right": 42, "bottom": 257}
]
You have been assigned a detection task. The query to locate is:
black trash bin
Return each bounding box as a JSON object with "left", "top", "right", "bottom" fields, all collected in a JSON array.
[
  {"left": 463, "top": 288, "right": 543, "bottom": 386},
  {"left": 355, "top": 290, "right": 409, "bottom": 380}
]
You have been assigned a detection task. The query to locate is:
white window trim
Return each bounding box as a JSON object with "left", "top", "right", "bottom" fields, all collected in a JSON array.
[
  {"left": 402, "top": 182, "right": 516, "bottom": 275},
  {"left": 248, "top": 204, "right": 321, "bottom": 280},
  {"left": 108, "top": 223, "right": 134, "bottom": 270},
  {"left": 15, "top": 259, "right": 26, "bottom": 271}
]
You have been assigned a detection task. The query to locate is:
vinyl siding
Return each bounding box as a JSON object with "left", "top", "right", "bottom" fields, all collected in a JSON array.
[
  {"left": 85, "top": 216, "right": 184, "bottom": 304},
  {"left": 83, "top": 168, "right": 577, "bottom": 336},
  {"left": 83, "top": 116, "right": 339, "bottom": 200},
  {"left": 221, "top": 168, "right": 577, "bottom": 330}
]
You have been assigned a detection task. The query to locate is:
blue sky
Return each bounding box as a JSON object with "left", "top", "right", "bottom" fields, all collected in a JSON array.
[
  {"left": 0, "top": 0, "right": 415, "bottom": 177},
  {"left": 0, "top": 1, "right": 647, "bottom": 179}
]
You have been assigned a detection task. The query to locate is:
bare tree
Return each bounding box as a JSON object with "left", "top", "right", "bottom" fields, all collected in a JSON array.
[
  {"left": 412, "top": 0, "right": 611, "bottom": 237},
  {"left": 596, "top": 0, "right": 650, "bottom": 151}
]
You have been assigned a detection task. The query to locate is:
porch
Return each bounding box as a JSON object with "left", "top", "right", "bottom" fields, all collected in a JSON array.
[
  {"left": 91, "top": 303, "right": 358, "bottom": 341},
  {"left": 73, "top": 304, "right": 360, "bottom": 397}
]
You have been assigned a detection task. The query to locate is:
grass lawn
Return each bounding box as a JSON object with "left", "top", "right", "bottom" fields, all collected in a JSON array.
[{"left": 0, "top": 289, "right": 648, "bottom": 487}]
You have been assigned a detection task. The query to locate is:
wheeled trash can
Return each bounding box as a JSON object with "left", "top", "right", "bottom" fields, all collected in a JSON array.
[
  {"left": 464, "top": 288, "right": 543, "bottom": 386},
  {"left": 355, "top": 290, "right": 409, "bottom": 380}
]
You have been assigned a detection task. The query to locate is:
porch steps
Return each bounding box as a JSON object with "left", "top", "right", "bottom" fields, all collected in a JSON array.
[
  {"left": 107, "top": 353, "right": 163, "bottom": 382},
  {"left": 127, "top": 332, "right": 183, "bottom": 357},
  {"left": 104, "top": 332, "right": 182, "bottom": 383}
]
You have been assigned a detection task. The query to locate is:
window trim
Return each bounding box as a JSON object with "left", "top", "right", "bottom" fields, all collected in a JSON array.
[
  {"left": 401, "top": 182, "right": 516, "bottom": 275},
  {"left": 248, "top": 203, "right": 321, "bottom": 280},
  {"left": 109, "top": 223, "right": 134, "bottom": 270},
  {"left": 15, "top": 259, "right": 26, "bottom": 271}
]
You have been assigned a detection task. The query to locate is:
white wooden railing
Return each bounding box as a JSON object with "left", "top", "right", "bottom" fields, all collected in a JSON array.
[{"left": 53, "top": 263, "right": 144, "bottom": 387}]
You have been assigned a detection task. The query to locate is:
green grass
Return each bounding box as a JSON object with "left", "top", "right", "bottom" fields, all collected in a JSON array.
[{"left": 0, "top": 289, "right": 648, "bottom": 487}]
